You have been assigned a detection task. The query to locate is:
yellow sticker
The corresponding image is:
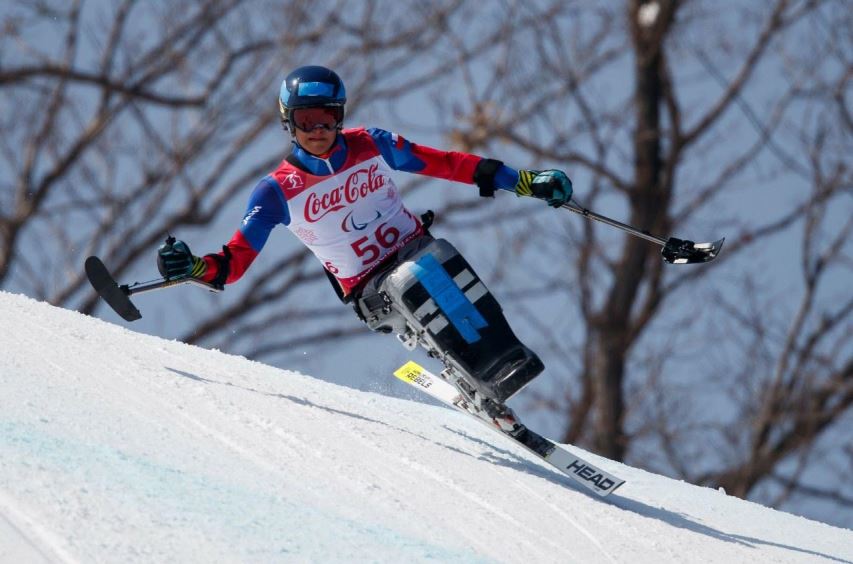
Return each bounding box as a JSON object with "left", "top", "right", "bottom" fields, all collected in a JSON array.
[{"left": 393, "top": 361, "right": 426, "bottom": 383}]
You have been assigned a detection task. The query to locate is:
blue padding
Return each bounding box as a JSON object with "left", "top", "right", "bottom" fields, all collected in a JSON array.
[{"left": 413, "top": 254, "right": 487, "bottom": 344}]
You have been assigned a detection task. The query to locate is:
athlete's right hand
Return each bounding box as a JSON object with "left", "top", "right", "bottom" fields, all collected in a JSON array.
[{"left": 157, "top": 237, "right": 206, "bottom": 280}]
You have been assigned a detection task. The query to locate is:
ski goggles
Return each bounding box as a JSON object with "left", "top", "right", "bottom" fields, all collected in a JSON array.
[{"left": 290, "top": 106, "right": 344, "bottom": 132}]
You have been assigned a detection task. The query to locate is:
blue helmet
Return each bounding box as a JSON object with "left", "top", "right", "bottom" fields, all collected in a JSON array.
[{"left": 279, "top": 65, "right": 346, "bottom": 132}]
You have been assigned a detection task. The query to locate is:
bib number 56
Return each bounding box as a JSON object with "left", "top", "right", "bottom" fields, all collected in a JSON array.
[{"left": 352, "top": 223, "right": 401, "bottom": 265}]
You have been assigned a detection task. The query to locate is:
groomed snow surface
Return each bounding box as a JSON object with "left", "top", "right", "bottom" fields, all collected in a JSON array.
[{"left": 0, "top": 291, "right": 850, "bottom": 563}]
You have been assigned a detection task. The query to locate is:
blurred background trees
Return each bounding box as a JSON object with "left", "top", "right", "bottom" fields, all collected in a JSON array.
[{"left": 1, "top": 0, "right": 850, "bottom": 526}]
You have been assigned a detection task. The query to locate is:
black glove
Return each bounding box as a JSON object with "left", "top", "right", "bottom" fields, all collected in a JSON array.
[
  {"left": 514, "top": 169, "right": 573, "bottom": 208},
  {"left": 157, "top": 238, "right": 206, "bottom": 280}
]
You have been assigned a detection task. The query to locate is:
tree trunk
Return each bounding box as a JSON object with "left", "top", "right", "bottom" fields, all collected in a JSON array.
[{"left": 590, "top": 0, "right": 676, "bottom": 460}]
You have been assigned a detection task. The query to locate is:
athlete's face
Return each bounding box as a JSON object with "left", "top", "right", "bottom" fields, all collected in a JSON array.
[{"left": 291, "top": 106, "right": 341, "bottom": 156}]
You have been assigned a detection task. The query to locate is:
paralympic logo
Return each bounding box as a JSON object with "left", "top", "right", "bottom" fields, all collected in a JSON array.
[{"left": 341, "top": 210, "right": 382, "bottom": 232}]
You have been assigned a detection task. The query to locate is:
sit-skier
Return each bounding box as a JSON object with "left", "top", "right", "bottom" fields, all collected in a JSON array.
[{"left": 157, "top": 65, "right": 573, "bottom": 424}]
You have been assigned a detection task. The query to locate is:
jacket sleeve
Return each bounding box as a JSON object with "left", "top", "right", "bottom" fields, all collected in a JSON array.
[
  {"left": 201, "top": 176, "right": 288, "bottom": 285},
  {"left": 367, "top": 127, "right": 518, "bottom": 190}
]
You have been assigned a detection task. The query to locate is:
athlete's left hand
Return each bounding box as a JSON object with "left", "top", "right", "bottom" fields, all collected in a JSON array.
[{"left": 515, "top": 169, "right": 573, "bottom": 208}]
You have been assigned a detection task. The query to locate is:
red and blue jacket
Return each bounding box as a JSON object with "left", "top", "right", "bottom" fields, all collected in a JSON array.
[{"left": 201, "top": 127, "right": 520, "bottom": 295}]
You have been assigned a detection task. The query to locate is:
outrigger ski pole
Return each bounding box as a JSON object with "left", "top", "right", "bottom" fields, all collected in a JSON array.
[
  {"left": 85, "top": 239, "right": 222, "bottom": 322},
  {"left": 562, "top": 200, "right": 725, "bottom": 264}
]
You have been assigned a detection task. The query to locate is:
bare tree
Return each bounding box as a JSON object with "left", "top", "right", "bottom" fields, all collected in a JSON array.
[
  {"left": 1, "top": 0, "right": 558, "bottom": 347},
  {"left": 442, "top": 0, "right": 851, "bottom": 522},
  {"left": 0, "top": 0, "right": 481, "bottom": 315}
]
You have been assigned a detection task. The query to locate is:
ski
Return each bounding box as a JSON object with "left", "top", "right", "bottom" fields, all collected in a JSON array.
[{"left": 393, "top": 361, "right": 624, "bottom": 497}]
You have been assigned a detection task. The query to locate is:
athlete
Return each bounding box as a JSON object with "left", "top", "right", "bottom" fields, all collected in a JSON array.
[{"left": 157, "top": 65, "right": 572, "bottom": 412}]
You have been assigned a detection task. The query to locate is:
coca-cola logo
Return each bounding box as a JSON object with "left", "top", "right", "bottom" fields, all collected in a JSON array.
[{"left": 304, "top": 163, "right": 386, "bottom": 223}]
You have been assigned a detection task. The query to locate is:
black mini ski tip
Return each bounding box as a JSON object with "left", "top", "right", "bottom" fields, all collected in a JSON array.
[
  {"left": 661, "top": 237, "right": 725, "bottom": 265},
  {"left": 85, "top": 256, "right": 142, "bottom": 321}
]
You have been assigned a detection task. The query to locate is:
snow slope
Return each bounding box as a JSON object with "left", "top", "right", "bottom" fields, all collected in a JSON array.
[{"left": 0, "top": 291, "right": 850, "bottom": 564}]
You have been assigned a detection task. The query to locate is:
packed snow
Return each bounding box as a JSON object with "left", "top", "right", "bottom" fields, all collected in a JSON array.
[{"left": 0, "top": 291, "right": 850, "bottom": 563}]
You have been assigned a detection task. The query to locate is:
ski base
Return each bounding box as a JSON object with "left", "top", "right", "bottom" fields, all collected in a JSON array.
[
  {"left": 394, "top": 361, "right": 624, "bottom": 497},
  {"left": 85, "top": 256, "right": 142, "bottom": 321}
]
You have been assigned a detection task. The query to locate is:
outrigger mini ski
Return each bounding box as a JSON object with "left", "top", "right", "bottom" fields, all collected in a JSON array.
[
  {"left": 394, "top": 361, "right": 624, "bottom": 497},
  {"left": 562, "top": 200, "right": 725, "bottom": 264},
  {"left": 85, "top": 239, "right": 222, "bottom": 322}
]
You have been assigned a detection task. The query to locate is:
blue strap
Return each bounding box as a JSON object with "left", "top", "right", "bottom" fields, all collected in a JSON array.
[{"left": 412, "top": 254, "right": 487, "bottom": 343}]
